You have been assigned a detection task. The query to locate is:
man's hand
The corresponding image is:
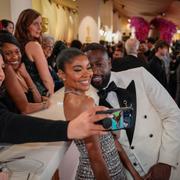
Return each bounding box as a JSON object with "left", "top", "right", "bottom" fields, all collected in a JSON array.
[
  {"left": 144, "top": 163, "right": 171, "bottom": 180},
  {"left": 67, "top": 106, "right": 111, "bottom": 139}
]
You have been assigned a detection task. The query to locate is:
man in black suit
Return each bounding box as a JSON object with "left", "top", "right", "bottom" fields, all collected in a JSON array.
[
  {"left": 111, "top": 38, "right": 149, "bottom": 72},
  {"left": 111, "top": 42, "right": 124, "bottom": 72},
  {"left": 149, "top": 40, "right": 169, "bottom": 90},
  {"left": 145, "top": 37, "right": 156, "bottom": 61}
]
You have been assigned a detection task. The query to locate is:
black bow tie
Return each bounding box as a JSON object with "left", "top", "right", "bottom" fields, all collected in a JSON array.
[
  {"left": 98, "top": 81, "right": 129, "bottom": 108},
  {"left": 97, "top": 81, "right": 118, "bottom": 102},
  {"left": 98, "top": 80, "right": 137, "bottom": 145}
]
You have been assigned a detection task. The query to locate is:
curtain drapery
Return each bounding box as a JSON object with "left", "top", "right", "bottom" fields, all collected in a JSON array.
[{"left": 34, "top": 0, "right": 78, "bottom": 42}]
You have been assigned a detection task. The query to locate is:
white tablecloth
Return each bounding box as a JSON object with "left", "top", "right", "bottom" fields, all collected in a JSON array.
[{"left": 0, "top": 142, "right": 67, "bottom": 180}]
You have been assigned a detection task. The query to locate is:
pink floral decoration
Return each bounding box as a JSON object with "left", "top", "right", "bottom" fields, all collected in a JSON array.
[
  {"left": 150, "top": 18, "right": 176, "bottom": 44},
  {"left": 130, "top": 17, "right": 150, "bottom": 41}
]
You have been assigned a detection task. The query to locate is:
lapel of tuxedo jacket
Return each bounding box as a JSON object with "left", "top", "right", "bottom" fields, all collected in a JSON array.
[
  {"left": 98, "top": 72, "right": 137, "bottom": 145},
  {"left": 114, "top": 80, "right": 137, "bottom": 145}
]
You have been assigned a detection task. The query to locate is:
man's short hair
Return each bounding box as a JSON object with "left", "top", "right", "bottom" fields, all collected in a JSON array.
[
  {"left": 115, "top": 42, "right": 124, "bottom": 53},
  {"left": 125, "top": 38, "right": 140, "bottom": 55},
  {"left": 42, "top": 34, "right": 54, "bottom": 45},
  {"left": 147, "top": 37, "right": 156, "bottom": 44},
  {"left": 155, "top": 40, "right": 169, "bottom": 52},
  {"left": 83, "top": 43, "right": 109, "bottom": 60},
  {"left": 71, "top": 40, "right": 82, "bottom": 49}
]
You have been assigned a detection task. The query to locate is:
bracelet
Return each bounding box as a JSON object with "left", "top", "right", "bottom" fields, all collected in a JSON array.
[{"left": 42, "top": 101, "right": 47, "bottom": 109}]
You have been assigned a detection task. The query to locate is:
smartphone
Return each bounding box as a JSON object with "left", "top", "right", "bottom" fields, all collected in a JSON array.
[{"left": 96, "top": 107, "right": 133, "bottom": 131}]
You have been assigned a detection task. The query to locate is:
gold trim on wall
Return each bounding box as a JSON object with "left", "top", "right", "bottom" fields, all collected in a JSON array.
[
  {"left": 85, "top": 26, "right": 91, "bottom": 43},
  {"left": 42, "top": 17, "right": 49, "bottom": 33},
  {"left": 49, "top": 0, "right": 78, "bottom": 11}
]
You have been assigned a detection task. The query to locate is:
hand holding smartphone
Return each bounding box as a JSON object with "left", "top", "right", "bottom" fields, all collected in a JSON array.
[{"left": 96, "top": 107, "right": 133, "bottom": 131}]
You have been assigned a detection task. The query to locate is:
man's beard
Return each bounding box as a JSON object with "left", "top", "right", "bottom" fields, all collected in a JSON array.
[{"left": 91, "top": 73, "right": 111, "bottom": 90}]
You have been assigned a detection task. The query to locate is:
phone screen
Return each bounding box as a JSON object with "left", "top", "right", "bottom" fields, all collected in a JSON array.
[
  {"left": 96, "top": 107, "right": 133, "bottom": 131},
  {"left": 110, "top": 108, "right": 133, "bottom": 131}
]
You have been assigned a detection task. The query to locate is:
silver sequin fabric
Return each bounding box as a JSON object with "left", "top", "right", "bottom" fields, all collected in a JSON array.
[{"left": 74, "top": 133, "right": 127, "bottom": 180}]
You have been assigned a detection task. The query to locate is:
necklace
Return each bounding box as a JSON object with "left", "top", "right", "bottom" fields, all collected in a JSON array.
[{"left": 64, "top": 89, "right": 84, "bottom": 96}]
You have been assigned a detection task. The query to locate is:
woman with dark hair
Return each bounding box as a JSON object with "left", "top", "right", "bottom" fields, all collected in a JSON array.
[
  {"left": 71, "top": 40, "right": 82, "bottom": 49},
  {"left": 0, "top": 49, "right": 19, "bottom": 113},
  {"left": 0, "top": 32, "right": 50, "bottom": 114},
  {"left": 0, "top": 19, "right": 14, "bottom": 34},
  {"left": 15, "top": 9, "right": 54, "bottom": 96},
  {"left": 42, "top": 35, "right": 64, "bottom": 91},
  {"left": 49, "top": 40, "right": 67, "bottom": 72}
]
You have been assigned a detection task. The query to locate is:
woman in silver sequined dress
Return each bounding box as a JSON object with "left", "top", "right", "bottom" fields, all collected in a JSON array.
[{"left": 57, "top": 48, "right": 141, "bottom": 180}]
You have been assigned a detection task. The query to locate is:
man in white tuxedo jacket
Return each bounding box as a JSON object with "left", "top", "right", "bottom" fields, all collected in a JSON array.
[{"left": 85, "top": 43, "right": 180, "bottom": 180}]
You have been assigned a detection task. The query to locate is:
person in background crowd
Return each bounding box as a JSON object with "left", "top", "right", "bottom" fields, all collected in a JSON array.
[
  {"left": 49, "top": 40, "right": 67, "bottom": 72},
  {"left": 106, "top": 44, "right": 114, "bottom": 59},
  {"left": 145, "top": 37, "right": 156, "bottom": 61},
  {"left": 111, "top": 38, "right": 149, "bottom": 72},
  {"left": 113, "top": 42, "right": 124, "bottom": 60},
  {"left": 42, "top": 34, "right": 54, "bottom": 59},
  {"left": 169, "top": 55, "right": 179, "bottom": 99},
  {"left": 0, "top": 32, "right": 50, "bottom": 114},
  {"left": 0, "top": 19, "right": 14, "bottom": 34},
  {"left": 0, "top": 49, "right": 19, "bottom": 113},
  {"left": 163, "top": 50, "right": 171, "bottom": 83},
  {"left": 111, "top": 42, "right": 125, "bottom": 71},
  {"left": 138, "top": 41, "right": 148, "bottom": 63},
  {"left": 149, "top": 40, "right": 169, "bottom": 90},
  {"left": 42, "top": 34, "right": 63, "bottom": 91},
  {"left": 84, "top": 43, "right": 180, "bottom": 180},
  {"left": 175, "top": 55, "right": 180, "bottom": 107},
  {"left": 70, "top": 39, "right": 82, "bottom": 50},
  {"left": 15, "top": 9, "right": 54, "bottom": 96},
  {"left": 166, "top": 40, "right": 180, "bottom": 99}
]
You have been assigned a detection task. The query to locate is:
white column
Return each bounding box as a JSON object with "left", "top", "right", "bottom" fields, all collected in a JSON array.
[
  {"left": 77, "top": 0, "right": 101, "bottom": 43},
  {"left": 113, "top": 12, "right": 120, "bottom": 32},
  {"left": 99, "top": 0, "right": 113, "bottom": 30},
  {"left": 113, "top": 12, "right": 122, "bottom": 42},
  {"left": 0, "top": 0, "right": 32, "bottom": 25},
  {"left": 10, "top": 0, "right": 32, "bottom": 24},
  {"left": 99, "top": 0, "right": 113, "bottom": 42},
  {"left": 0, "top": 0, "right": 11, "bottom": 20}
]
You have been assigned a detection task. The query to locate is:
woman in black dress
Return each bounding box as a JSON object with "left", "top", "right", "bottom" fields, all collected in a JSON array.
[{"left": 0, "top": 32, "right": 49, "bottom": 114}]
